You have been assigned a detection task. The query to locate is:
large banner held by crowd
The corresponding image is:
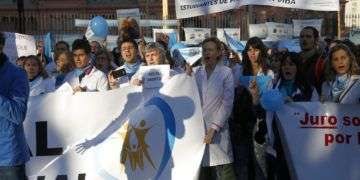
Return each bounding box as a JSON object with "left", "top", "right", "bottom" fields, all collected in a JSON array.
[
  {"left": 24, "top": 74, "right": 205, "bottom": 180},
  {"left": 276, "top": 102, "right": 360, "bottom": 180},
  {"left": 175, "top": 0, "right": 339, "bottom": 19}
]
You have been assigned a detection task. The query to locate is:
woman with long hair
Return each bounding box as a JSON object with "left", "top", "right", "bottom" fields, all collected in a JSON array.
[
  {"left": 267, "top": 52, "right": 319, "bottom": 180},
  {"left": 321, "top": 44, "right": 360, "bottom": 104},
  {"left": 232, "top": 37, "right": 274, "bottom": 179}
]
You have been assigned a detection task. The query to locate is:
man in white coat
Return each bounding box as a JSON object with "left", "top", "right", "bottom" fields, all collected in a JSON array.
[
  {"left": 67, "top": 39, "right": 108, "bottom": 92},
  {"left": 189, "top": 37, "right": 236, "bottom": 180}
]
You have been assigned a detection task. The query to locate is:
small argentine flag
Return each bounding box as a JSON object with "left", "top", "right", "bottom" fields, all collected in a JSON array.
[{"left": 224, "top": 31, "right": 245, "bottom": 53}]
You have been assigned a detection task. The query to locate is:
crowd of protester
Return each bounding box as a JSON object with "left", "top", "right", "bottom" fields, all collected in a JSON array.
[{"left": 1, "top": 21, "right": 360, "bottom": 179}]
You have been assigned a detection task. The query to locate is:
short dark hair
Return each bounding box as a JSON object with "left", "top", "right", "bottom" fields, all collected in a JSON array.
[
  {"left": 72, "top": 39, "right": 91, "bottom": 54},
  {"left": 301, "top": 26, "right": 319, "bottom": 39},
  {"left": 55, "top": 41, "right": 70, "bottom": 51},
  {"left": 119, "top": 38, "right": 138, "bottom": 51},
  {"left": 0, "top": 32, "right": 5, "bottom": 45}
]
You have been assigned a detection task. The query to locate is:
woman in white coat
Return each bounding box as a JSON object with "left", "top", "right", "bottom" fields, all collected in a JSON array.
[
  {"left": 191, "top": 37, "right": 236, "bottom": 180},
  {"left": 321, "top": 44, "right": 360, "bottom": 104}
]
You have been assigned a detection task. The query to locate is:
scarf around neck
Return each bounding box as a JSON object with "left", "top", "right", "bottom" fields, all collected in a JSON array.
[
  {"left": 123, "top": 60, "right": 141, "bottom": 78},
  {"left": 331, "top": 74, "right": 350, "bottom": 102},
  {"left": 279, "top": 79, "right": 296, "bottom": 97}
]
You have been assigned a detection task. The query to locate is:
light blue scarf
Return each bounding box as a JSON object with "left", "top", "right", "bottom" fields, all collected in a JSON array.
[
  {"left": 279, "top": 80, "right": 296, "bottom": 97},
  {"left": 123, "top": 60, "right": 142, "bottom": 78},
  {"left": 331, "top": 74, "right": 350, "bottom": 102}
]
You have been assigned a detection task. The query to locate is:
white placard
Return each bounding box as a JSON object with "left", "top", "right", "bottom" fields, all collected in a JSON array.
[
  {"left": 3, "top": 32, "right": 37, "bottom": 63},
  {"left": 153, "top": 29, "right": 179, "bottom": 43},
  {"left": 217, "top": 28, "right": 241, "bottom": 43},
  {"left": 116, "top": 8, "right": 141, "bottom": 28},
  {"left": 106, "top": 35, "right": 119, "bottom": 51},
  {"left": 183, "top": 28, "right": 211, "bottom": 44},
  {"left": 138, "top": 65, "right": 171, "bottom": 89},
  {"left": 265, "top": 22, "right": 293, "bottom": 41},
  {"left": 249, "top": 24, "right": 268, "bottom": 39},
  {"left": 293, "top": 19, "right": 323, "bottom": 37}
]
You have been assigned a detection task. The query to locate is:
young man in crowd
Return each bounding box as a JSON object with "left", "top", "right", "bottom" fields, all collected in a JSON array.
[
  {"left": 68, "top": 38, "right": 109, "bottom": 92},
  {"left": 299, "top": 26, "right": 325, "bottom": 93},
  {"left": 108, "top": 39, "right": 142, "bottom": 89},
  {"left": 0, "top": 32, "right": 30, "bottom": 179}
]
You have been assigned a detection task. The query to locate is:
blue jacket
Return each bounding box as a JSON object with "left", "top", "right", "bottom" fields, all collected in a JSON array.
[{"left": 0, "top": 54, "right": 30, "bottom": 166}]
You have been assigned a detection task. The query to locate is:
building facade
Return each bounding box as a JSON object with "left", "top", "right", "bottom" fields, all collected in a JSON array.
[
  {"left": 345, "top": 0, "right": 360, "bottom": 30},
  {"left": 0, "top": 0, "right": 344, "bottom": 39}
]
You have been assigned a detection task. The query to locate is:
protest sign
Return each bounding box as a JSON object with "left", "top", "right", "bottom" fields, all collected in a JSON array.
[
  {"left": 116, "top": 8, "right": 141, "bottom": 28},
  {"left": 249, "top": 24, "right": 268, "bottom": 39},
  {"left": 138, "top": 65, "right": 171, "bottom": 89},
  {"left": 25, "top": 74, "right": 205, "bottom": 180},
  {"left": 293, "top": 19, "right": 323, "bottom": 37},
  {"left": 349, "top": 29, "right": 360, "bottom": 45},
  {"left": 184, "top": 28, "right": 211, "bottom": 44},
  {"left": 105, "top": 35, "right": 119, "bottom": 51},
  {"left": 153, "top": 29, "right": 179, "bottom": 44},
  {"left": 3, "top": 32, "right": 37, "bottom": 63},
  {"left": 265, "top": 22, "right": 293, "bottom": 41},
  {"left": 276, "top": 102, "right": 360, "bottom": 180}
]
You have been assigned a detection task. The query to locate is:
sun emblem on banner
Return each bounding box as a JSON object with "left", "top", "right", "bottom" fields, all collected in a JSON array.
[{"left": 119, "top": 120, "right": 156, "bottom": 172}]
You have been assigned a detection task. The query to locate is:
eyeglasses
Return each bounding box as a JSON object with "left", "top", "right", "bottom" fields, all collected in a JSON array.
[{"left": 121, "top": 46, "right": 135, "bottom": 52}]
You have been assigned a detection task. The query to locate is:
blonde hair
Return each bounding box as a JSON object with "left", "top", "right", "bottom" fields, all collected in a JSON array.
[{"left": 325, "top": 44, "right": 360, "bottom": 81}]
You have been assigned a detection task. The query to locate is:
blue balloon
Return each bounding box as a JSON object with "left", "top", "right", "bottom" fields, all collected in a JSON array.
[
  {"left": 90, "top": 16, "right": 108, "bottom": 38},
  {"left": 260, "top": 89, "right": 284, "bottom": 111}
]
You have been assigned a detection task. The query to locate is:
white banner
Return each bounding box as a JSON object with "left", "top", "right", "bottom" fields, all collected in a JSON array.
[
  {"left": 248, "top": 24, "right": 268, "bottom": 39},
  {"left": 3, "top": 32, "right": 37, "bottom": 63},
  {"left": 241, "top": 0, "right": 339, "bottom": 12},
  {"left": 183, "top": 28, "right": 211, "bottom": 44},
  {"left": 265, "top": 22, "right": 293, "bottom": 41},
  {"left": 116, "top": 8, "right": 141, "bottom": 28},
  {"left": 75, "top": 19, "right": 178, "bottom": 27},
  {"left": 217, "top": 28, "right": 241, "bottom": 43},
  {"left": 153, "top": 29, "right": 179, "bottom": 43},
  {"left": 276, "top": 102, "right": 360, "bottom": 180},
  {"left": 140, "top": 19, "right": 179, "bottom": 27},
  {"left": 175, "top": 0, "right": 339, "bottom": 19},
  {"left": 25, "top": 74, "right": 205, "bottom": 180},
  {"left": 105, "top": 35, "right": 118, "bottom": 51},
  {"left": 293, "top": 19, "right": 323, "bottom": 37}
]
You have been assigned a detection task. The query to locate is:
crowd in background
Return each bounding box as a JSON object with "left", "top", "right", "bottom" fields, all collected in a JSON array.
[{"left": 1, "top": 18, "right": 360, "bottom": 180}]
